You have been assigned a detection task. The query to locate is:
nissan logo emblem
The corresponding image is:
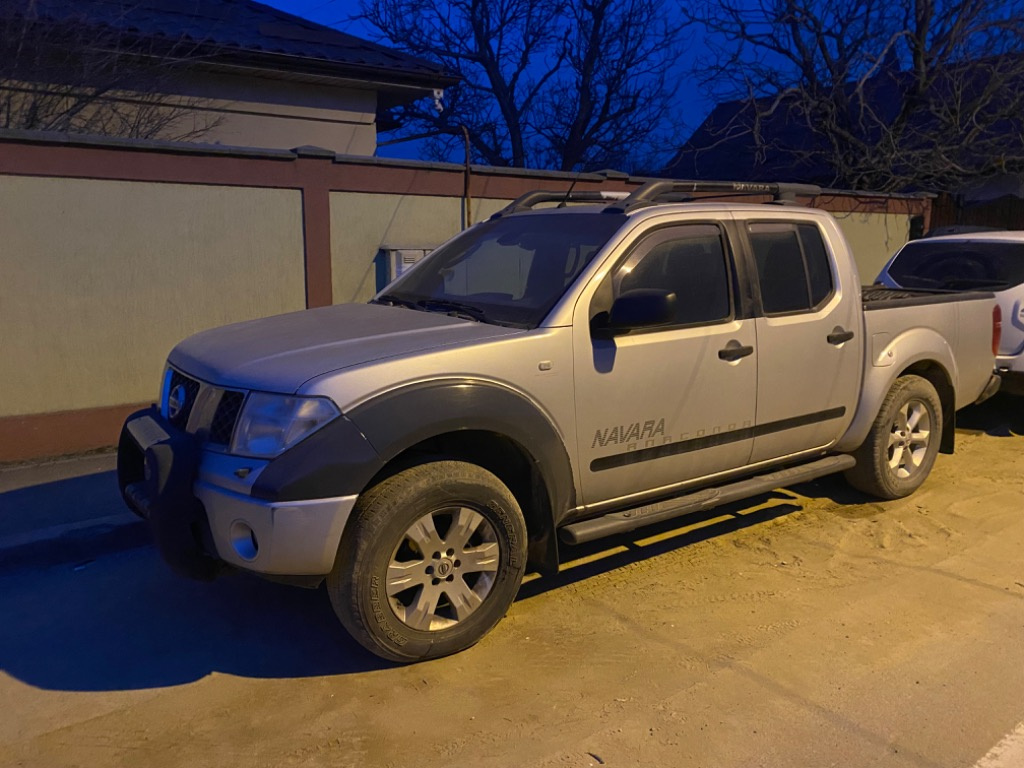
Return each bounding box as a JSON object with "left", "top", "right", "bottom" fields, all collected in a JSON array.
[{"left": 167, "top": 384, "right": 188, "bottom": 420}]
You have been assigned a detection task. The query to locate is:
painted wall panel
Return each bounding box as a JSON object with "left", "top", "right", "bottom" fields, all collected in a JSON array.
[
  {"left": 329, "top": 192, "right": 510, "bottom": 303},
  {"left": 833, "top": 212, "right": 910, "bottom": 283},
  {"left": 0, "top": 176, "right": 305, "bottom": 417}
]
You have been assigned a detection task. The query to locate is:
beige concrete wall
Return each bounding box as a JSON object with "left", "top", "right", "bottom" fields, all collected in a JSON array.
[
  {"left": 177, "top": 73, "right": 378, "bottom": 154},
  {"left": 330, "top": 194, "right": 916, "bottom": 302},
  {"left": 2, "top": 73, "right": 379, "bottom": 153},
  {"left": 329, "top": 192, "right": 511, "bottom": 303},
  {"left": 831, "top": 211, "right": 910, "bottom": 284},
  {"left": 0, "top": 176, "right": 305, "bottom": 418},
  {"left": 200, "top": 111, "right": 375, "bottom": 155}
]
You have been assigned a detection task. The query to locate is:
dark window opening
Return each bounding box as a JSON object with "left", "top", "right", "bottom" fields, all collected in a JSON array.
[
  {"left": 887, "top": 240, "right": 1024, "bottom": 291},
  {"left": 748, "top": 222, "right": 834, "bottom": 314},
  {"left": 612, "top": 224, "right": 732, "bottom": 327}
]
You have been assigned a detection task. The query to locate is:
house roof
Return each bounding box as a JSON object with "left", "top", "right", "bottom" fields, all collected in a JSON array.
[
  {"left": 663, "top": 98, "right": 837, "bottom": 185},
  {"left": 663, "top": 57, "right": 1024, "bottom": 190},
  {"left": 4, "top": 0, "right": 456, "bottom": 91}
]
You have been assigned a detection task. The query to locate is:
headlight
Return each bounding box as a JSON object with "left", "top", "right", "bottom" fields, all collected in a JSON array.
[{"left": 230, "top": 393, "right": 340, "bottom": 458}]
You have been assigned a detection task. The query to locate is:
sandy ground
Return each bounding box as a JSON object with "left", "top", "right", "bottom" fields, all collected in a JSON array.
[{"left": 1, "top": 395, "right": 1023, "bottom": 768}]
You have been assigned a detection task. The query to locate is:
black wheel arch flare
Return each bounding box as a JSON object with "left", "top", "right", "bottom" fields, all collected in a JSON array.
[{"left": 251, "top": 379, "right": 575, "bottom": 575}]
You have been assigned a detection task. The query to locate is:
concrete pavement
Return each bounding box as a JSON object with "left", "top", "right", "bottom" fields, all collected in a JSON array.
[{"left": 0, "top": 451, "right": 149, "bottom": 570}]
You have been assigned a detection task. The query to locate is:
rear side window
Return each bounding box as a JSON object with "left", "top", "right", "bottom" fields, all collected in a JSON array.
[
  {"left": 748, "top": 222, "right": 834, "bottom": 314},
  {"left": 887, "top": 240, "right": 1024, "bottom": 290}
]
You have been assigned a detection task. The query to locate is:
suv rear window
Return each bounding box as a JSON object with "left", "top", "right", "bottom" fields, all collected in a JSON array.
[{"left": 888, "top": 240, "right": 1024, "bottom": 290}]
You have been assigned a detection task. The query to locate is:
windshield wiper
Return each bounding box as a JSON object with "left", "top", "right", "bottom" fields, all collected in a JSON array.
[
  {"left": 373, "top": 293, "right": 419, "bottom": 309},
  {"left": 415, "top": 299, "right": 490, "bottom": 323},
  {"left": 376, "top": 294, "right": 523, "bottom": 327}
]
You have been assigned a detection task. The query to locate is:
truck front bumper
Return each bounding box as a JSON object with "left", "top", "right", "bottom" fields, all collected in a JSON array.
[{"left": 117, "top": 407, "right": 356, "bottom": 580}]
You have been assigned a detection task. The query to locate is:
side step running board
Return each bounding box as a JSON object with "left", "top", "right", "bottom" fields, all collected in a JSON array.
[{"left": 559, "top": 455, "right": 856, "bottom": 545}]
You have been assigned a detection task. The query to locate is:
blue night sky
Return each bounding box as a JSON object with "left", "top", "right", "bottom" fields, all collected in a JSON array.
[
  {"left": 260, "top": 0, "right": 366, "bottom": 33},
  {"left": 257, "top": 0, "right": 708, "bottom": 165}
]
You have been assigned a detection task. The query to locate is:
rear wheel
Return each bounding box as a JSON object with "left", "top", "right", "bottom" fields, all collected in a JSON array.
[
  {"left": 327, "top": 461, "right": 527, "bottom": 662},
  {"left": 845, "top": 375, "right": 942, "bottom": 499}
]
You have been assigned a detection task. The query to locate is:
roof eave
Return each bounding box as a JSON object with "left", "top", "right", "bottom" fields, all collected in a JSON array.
[{"left": 180, "top": 44, "right": 458, "bottom": 92}]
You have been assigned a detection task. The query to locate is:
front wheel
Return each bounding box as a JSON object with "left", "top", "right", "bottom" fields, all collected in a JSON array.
[
  {"left": 327, "top": 461, "right": 528, "bottom": 662},
  {"left": 845, "top": 375, "right": 943, "bottom": 499}
]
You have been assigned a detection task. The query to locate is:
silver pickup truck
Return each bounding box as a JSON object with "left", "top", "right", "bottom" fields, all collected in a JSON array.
[{"left": 118, "top": 181, "right": 1001, "bottom": 662}]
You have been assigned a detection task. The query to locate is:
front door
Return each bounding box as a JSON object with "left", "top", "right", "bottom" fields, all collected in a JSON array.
[{"left": 572, "top": 221, "right": 758, "bottom": 508}]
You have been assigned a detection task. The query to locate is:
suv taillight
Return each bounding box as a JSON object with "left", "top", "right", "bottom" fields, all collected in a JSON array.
[{"left": 993, "top": 305, "right": 1002, "bottom": 356}]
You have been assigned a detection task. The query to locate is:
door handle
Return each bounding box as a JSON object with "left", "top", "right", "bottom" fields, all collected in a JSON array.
[
  {"left": 718, "top": 343, "right": 754, "bottom": 361},
  {"left": 827, "top": 328, "right": 855, "bottom": 345}
]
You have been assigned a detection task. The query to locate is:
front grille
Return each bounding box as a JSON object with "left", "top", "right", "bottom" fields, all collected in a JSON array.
[
  {"left": 167, "top": 370, "right": 201, "bottom": 428},
  {"left": 163, "top": 367, "right": 247, "bottom": 448},
  {"left": 209, "top": 390, "right": 245, "bottom": 445}
]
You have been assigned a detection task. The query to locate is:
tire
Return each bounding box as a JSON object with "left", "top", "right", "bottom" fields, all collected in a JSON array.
[
  {"left": 844, "top": 375, "right": 943, "bottom": 500},
  {"left": 327, "top": 461, "right": 528, "bottom": 663}
]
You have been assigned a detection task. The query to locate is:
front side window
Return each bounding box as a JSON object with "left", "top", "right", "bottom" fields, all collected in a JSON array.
[
  {"left": 610, "top": 224, "right": 732, "bottom": 327},
  {"left": 378, "top": 212, "right": 626, "bottom": 328},
  {"left": 748, "top": 222, "right": 835, "bottom": 315}
]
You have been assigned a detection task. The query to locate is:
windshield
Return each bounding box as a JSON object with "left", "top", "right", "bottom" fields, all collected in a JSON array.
[
  {"left": 374, "top": 211, "right": 626, "bottom": 328},
  {"left": 888, "top": 240, "right": 1024, "bottom": 290}
]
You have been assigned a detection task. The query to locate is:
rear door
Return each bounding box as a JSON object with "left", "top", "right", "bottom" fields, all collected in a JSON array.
[{"left": 739, "top": 217, "right": 862, "bottom": 463}]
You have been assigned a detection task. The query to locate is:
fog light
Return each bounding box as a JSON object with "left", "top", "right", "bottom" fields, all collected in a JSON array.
[{"left": 230, "top": 521, "right": 258, "bottom": 561}]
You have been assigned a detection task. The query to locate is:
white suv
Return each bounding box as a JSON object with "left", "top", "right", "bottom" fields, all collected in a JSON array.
[{"left": 877, "top": 232, "right": 1024, "bottom": 394}]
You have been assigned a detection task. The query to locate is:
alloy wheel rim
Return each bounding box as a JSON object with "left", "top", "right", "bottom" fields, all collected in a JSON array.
[
  {"left": 385, "top": 506, "right": 500, "bottom": 631},
  {"left": 887, "top": 399, "right": 932, "bottom": 479}
]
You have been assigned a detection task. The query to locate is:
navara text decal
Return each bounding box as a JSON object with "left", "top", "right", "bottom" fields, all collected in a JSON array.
[
  {"left": 592, "top": 419, "right": 666, "bottom": 448},
  {"left": 590, "top": 407, "right": 847, "bottom": 472}
]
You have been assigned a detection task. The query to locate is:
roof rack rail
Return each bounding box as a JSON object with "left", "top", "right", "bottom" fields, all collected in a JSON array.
[
  {"left": 603, "top": 180, "right": 822, "bottom": 213},
  {"left": 490, "top": 190, "right": 630, "bottom": 219}
]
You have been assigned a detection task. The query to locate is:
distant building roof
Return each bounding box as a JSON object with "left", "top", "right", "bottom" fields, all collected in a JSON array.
[
  {"left": 3, "top": 0, "right": 457, "bottom": 93},
  {"left": 663, "top": 57, "right": 1024, "bottom": 191},
  {"left": 663, "top": 98, "right": 837, "bottom": 186}
]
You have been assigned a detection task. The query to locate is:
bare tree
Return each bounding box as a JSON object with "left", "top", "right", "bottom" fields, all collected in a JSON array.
[
  {"left": 0, "top": 2, "right": 220, "bottom": 141},
  {"left": 684, "top": 0, "right": 1024, "bottom": 192},
  {"left": 357, "top": 0, "right": 685, "bottom": 171}
]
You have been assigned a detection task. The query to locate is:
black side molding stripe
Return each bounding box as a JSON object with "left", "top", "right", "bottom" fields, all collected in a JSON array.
[{"left": 590, "top": 407, "right": 847, "bottom": 472}]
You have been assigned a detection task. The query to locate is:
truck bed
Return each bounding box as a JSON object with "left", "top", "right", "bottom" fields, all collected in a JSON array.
[{"left": 860, "top": 285, "right": 996, "bottom": 410}]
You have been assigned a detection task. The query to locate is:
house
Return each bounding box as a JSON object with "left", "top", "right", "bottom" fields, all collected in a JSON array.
[
  {"left": 663, "top": 97, "right": 832, "bottom": 186},
  {"left": 663, "top": 58, "right": 1024, "bottom": 231},
  {"left": 0, "top": 0, "right": 457, "bottom": 153}
]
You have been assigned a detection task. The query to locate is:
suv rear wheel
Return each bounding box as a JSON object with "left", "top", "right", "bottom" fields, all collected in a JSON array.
[{"left": 327, "top": 461, "right": 527, "bottom": 662}]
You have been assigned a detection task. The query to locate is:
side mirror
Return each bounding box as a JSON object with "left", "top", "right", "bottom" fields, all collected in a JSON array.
[{"left": 593, "top": 289, "right": 676, "bottom": 337}]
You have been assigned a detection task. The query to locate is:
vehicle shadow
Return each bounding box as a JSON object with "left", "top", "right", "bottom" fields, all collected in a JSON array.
[
  {"left": 0, "top": 550, "right": 388, "bottom": 692},
  {"left": 519, "top": 494, "right": 803, "bottom": 600},
  {"left": 4, "top": 443, "right": 939, "bottom": 692},
  {"left": 954, "top": 392, "right": 1024, "bottom": 437},
  {"left": 3, "top": 494, "right": 810, "bottom": 692},
  {"left": 0, "top": 468, "right": 121, "bottom": 535}
]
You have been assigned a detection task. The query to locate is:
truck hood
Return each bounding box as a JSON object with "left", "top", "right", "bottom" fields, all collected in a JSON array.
[{"left": 168, "top": 303, "right": 523, "bottom": 393}]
